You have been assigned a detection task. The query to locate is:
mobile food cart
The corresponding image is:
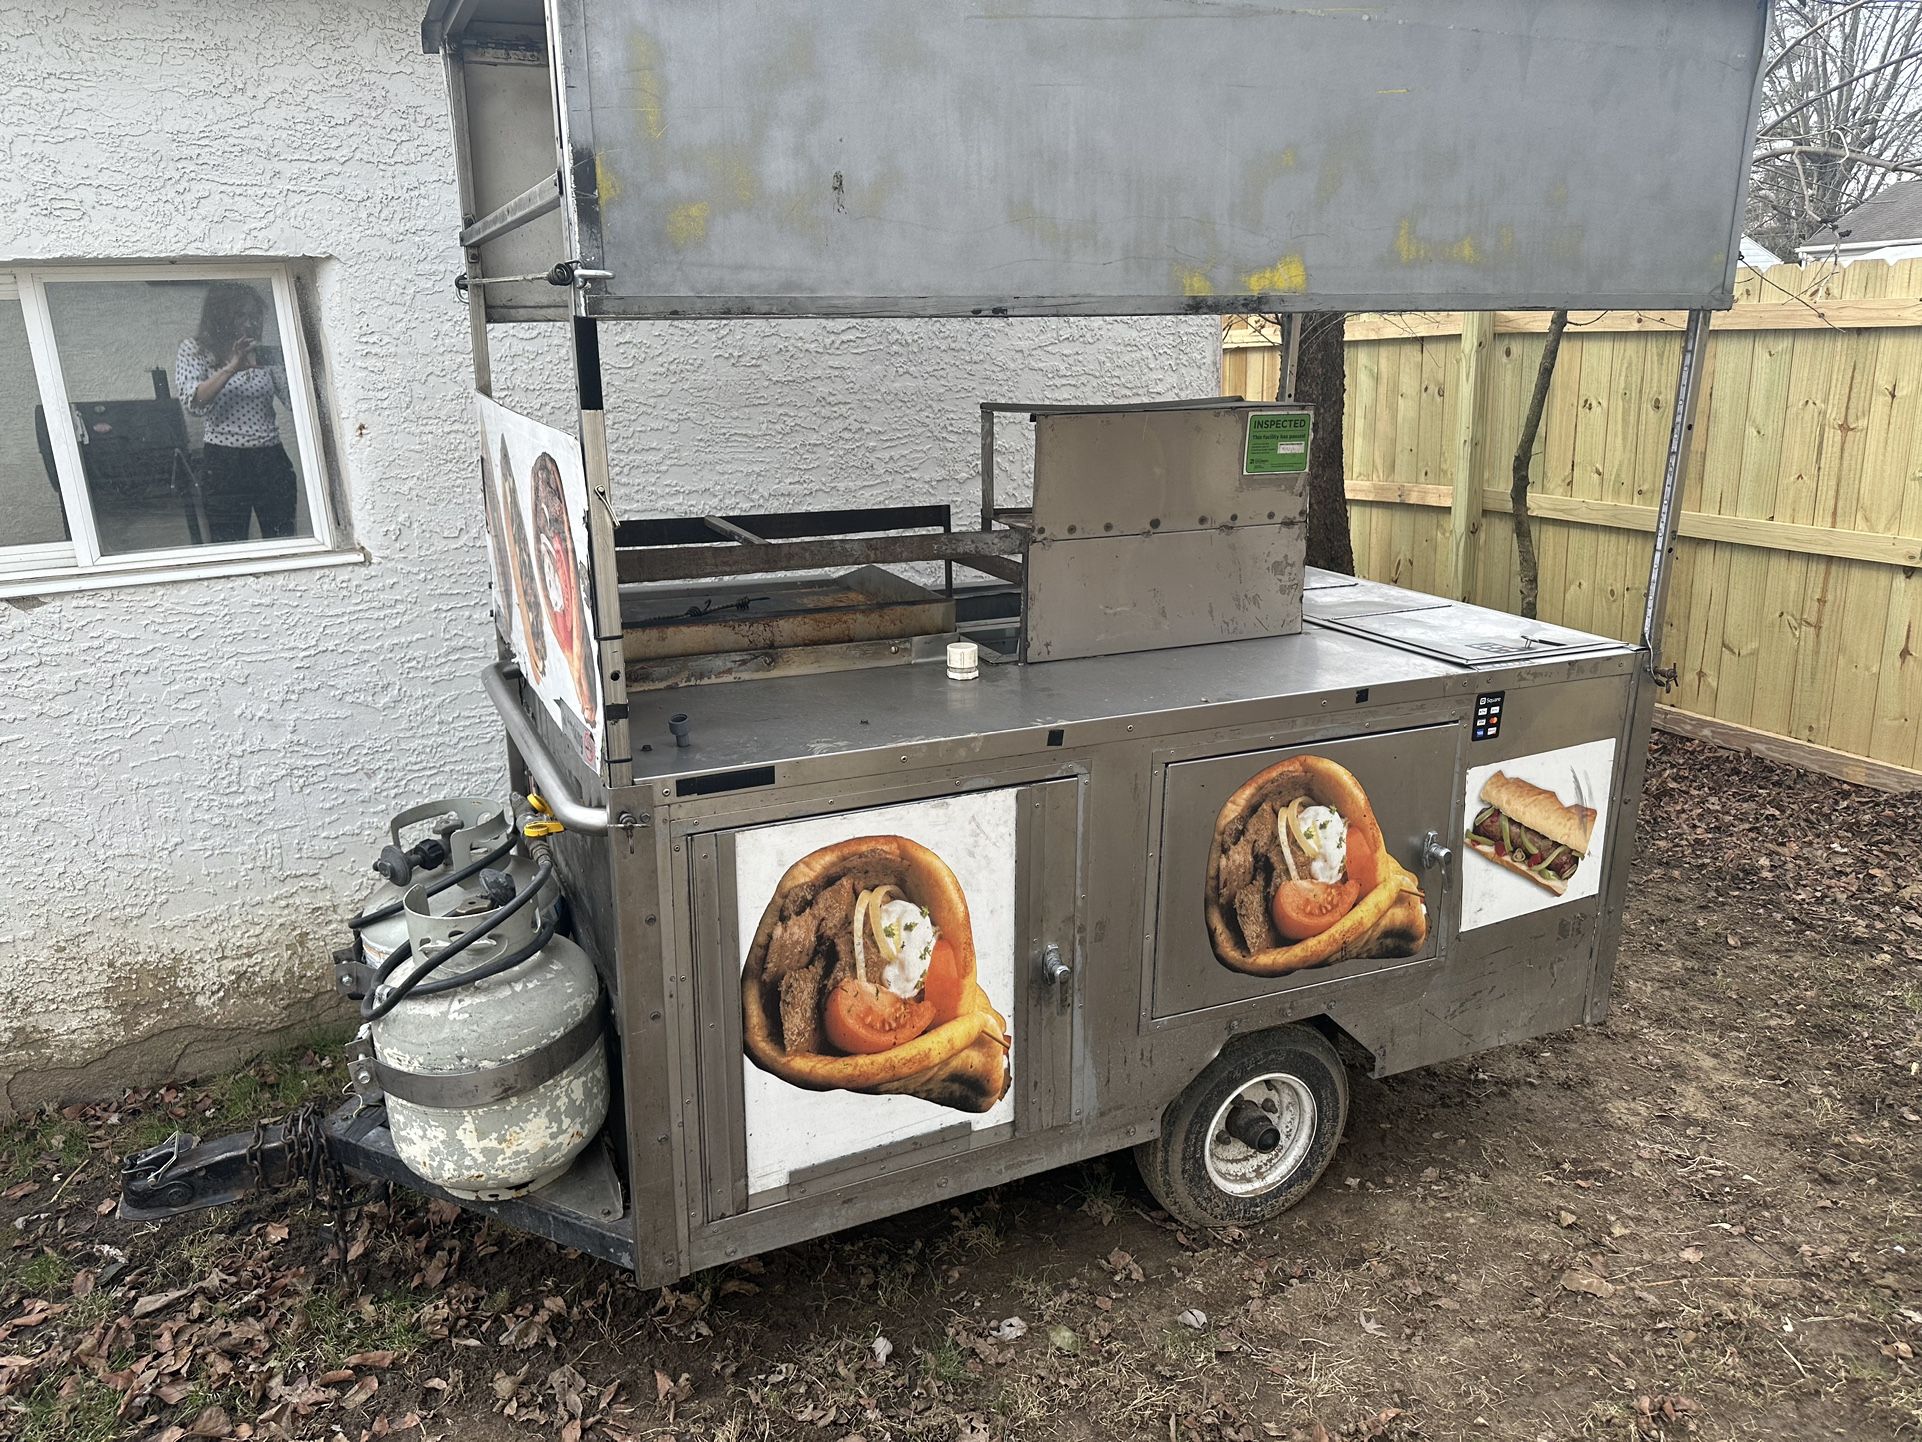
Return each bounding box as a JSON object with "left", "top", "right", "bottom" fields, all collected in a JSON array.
[{"left": 122, "top": 0, "right": 1770, "bottom": 1283}]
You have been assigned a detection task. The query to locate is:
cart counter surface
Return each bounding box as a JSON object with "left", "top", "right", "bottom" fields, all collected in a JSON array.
[{"left": 619, "top": 595, "right": 1636, "bottom": 786}]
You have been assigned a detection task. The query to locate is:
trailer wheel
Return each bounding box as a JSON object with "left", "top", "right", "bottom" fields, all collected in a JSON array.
[{"left": 1133, "top": 1025, "right": 1349, "bottom": 1230}]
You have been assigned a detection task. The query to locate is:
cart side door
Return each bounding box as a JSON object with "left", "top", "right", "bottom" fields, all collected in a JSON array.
[
  {"left": 687, "top": 777, "right": 1082, "bottom": 1225},
  {"left": 1149, "top": 723, "right": 1459, "bottom": 1020}
]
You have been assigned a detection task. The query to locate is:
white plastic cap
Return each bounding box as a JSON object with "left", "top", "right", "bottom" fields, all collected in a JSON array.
[{"left": 946, "top": 639, "right": 980, "bottom": 680}]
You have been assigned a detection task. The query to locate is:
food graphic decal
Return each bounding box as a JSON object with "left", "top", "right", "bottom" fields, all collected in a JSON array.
[
  {"left": 530, "top": 451, "right": 600, "bottom": 728},
  {"left": 475, "top": 394, "right": 602, "bottom": 771},
  {"left": 480, "top": 444, "right": 517, "bottom": 643},
  {"left": 742, "top": 835, "right": 1011, "bottom": 1114},
  {"left": 1458, "top": 740, "right": 1616, "bottom": 931},
  {"left": 1206, "top": 756, "right": 1428, "bottom": 976},
  {"left": 1464, "top": 772, "right": 1597, "bottom": 896},
  {"left": 498, "top": 439, "right": 548, "bottom": 686}
]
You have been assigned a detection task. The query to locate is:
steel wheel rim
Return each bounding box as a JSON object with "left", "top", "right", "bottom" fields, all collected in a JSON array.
[{"left": 1203, "top": 1072, "right": 1317, "bottom": 1197}]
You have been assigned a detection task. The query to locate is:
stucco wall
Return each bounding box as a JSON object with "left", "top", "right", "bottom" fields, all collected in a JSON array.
[{"left": 0, "top": 0, "right": 1216, "bottom": 1110}]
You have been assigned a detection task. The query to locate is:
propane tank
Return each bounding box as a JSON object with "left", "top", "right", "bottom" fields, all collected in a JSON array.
[
  {"left": 355, "top": 798, "right": 527, "bottom": 967},
  {"left": 369, "top": 879, "right": 608, "bottom": 1200}
]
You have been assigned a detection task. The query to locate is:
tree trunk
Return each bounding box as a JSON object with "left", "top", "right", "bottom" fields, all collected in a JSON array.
[
  {"left": 1510, "top": 309, "right": 1570, "bottom": 620},
  {"left": 1287, "top": 313, "right": 1355, "bottom": 574}
]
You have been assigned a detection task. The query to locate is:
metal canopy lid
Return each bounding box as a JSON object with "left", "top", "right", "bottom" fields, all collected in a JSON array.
[
  {"left": 422, "top": 0, "right": 540, "bottom": 52},
  {"left": 505, "top": 0, "right": 1771, "bottom": 321}
]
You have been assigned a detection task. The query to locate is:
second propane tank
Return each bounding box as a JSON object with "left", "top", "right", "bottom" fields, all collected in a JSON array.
[
  {"left": 355, "top": 798, "right": 537, "bottom": 966},
  {"left": 367, "top": 878, "right": 608, "bottom": 1200}
]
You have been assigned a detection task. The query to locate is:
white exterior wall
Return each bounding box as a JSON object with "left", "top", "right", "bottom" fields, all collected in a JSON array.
[
  {"left": 0, "top": 1, "right": 1217, "bottom": 1108},
  {"left": 1795, "top": 240, "right": 1922, "bottom": 266}
]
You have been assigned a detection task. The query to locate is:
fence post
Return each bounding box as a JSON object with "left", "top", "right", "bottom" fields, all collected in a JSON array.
[{"left": 1451, "top": 310, "right": 1493, "bottom": 603}]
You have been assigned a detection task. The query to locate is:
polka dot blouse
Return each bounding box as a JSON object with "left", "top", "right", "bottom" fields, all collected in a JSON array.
[{"left": 175, "top": 340, "right": 290, "bottom": 448}]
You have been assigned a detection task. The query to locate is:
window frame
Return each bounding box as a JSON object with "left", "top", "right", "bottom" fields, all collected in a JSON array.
[{"left": 0, "top": 261, "right": 352, "bottom": 598}]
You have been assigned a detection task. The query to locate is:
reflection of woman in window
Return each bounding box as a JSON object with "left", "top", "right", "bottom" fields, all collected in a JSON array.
[{"left": 174, "top": 283, "right": 296, "bottom": 542}]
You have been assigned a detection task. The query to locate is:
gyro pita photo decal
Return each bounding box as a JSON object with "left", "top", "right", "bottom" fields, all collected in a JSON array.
[
  {"left": 1205, "top": 754, "right": 1427, "bottom": 977},
  {"left": 474, "top": 394, "right": 602, "bottom": 770},
  {"left": 735, "top": 791, "right": 1018, "bottom": 1194}
]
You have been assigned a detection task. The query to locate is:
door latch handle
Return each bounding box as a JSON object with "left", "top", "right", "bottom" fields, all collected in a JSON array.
[
  {"left": 1421, "top": 830, "right": 1452, "bottom": 873},
  {"left": 1038, "top": 942, "right": 1070, "bottom": 985}
]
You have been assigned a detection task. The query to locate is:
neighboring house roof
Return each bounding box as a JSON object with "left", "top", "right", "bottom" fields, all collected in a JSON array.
[
  {"left": 1802, "top": 178, "right": 1922, "bottom": 250},
  {"left": 1739, "top": 235, "right": 1780, "bottom": 268}
]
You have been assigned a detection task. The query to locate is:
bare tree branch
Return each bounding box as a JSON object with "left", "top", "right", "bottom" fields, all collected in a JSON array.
[
  {"left": 1765, "top": 43, "right": 1922, "bottom": 132},
  {"left": 1749, "top": 3, "right": 1922, "bottom": 254},
  {"left": 1510, "top": 311, "right": 1569, "bottom": 622},
  {"left": 1753, "top": 143, "right": 1922, "bottom": 177},
  {"left": 1765, "top": 0, "right": 1883, "bottom": 79}
]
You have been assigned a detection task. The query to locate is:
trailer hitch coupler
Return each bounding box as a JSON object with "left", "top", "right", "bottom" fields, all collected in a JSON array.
[{"left": 1225, "top": 1099, "right": 1281, "bottom": 1153}]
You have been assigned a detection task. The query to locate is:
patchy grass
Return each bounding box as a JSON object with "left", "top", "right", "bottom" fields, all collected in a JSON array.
[
  {"left": 9, "top": 1249, "right": 74, "bottom": 1298},
  {"left": 11, "top": 1373, "right": 122, "bottom": 1442},
  {"left": 271, "top": 1284, "right": 429, "bottom": 1373},
  {"left": 920, "top": 1334, "right": 969, "bottom": 1386},
  {"left": 0, "top": 1111, "right": 90, "bottom": 1187},
  {"left": 3, "top": 1031, "right": 350, "bottom": 1192}
]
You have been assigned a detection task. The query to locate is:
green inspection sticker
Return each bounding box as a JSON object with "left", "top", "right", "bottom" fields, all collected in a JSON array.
[{"left": 1244, "top": 410, "right": 1312, "bottom": 475}]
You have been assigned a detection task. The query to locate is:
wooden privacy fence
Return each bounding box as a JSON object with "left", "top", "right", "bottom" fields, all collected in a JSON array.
[{"left": 1222, "top": 259, "right": 1922, "bottom": 787}]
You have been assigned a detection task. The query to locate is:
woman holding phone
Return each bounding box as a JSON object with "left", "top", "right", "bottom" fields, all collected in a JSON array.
[{"left": 174, "top": 282, "right": 297, "bottom": 542}]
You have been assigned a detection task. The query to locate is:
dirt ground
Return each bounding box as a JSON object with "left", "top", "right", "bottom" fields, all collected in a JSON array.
[{"left": 3, "top": 734, "right": 1919, "bottom": 1442}]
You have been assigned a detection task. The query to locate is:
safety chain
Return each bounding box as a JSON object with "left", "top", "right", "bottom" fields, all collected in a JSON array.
[{"left": 253, "top": 1104, "right": 356, "bottom": 1268}]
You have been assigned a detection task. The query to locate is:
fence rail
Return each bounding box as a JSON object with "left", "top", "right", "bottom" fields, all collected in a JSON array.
[{"left": 1221, "top": 258, "right": 1922, "bottom": 783}]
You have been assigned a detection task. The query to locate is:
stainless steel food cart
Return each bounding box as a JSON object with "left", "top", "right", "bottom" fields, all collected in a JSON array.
[{"left": 121, "top": 0, "right": 1771, "bottom": 1283}]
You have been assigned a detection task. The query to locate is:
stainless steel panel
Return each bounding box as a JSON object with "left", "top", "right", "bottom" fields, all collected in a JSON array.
[
  {"left": 619, "top": 653, "right": 1640, "bottom": 1279},
  {"left": 1026, "top": 526, "right": 1304, "bottom": 663},
  {"left": 1589, "top": 669, "right": 1656, "bottom": 1024},
  {"left": 609, "top": 796, "right": 690, "bottom": 1287},
  {"left": 1149, "top": 724, "right": 1457, "bottom": 1020},
  {"left": 1302, "top": 573, "right": 1452, "bottom": 620},
  {"left": 1319, "top": 670, "right": 1638, "bottom": 1073},
  {"left": 1306, "top": 592, "right": 1453, "bottom": 621},
  {"left": 1030, "top": 406, "right": 1309, "bottom": 542},
  {"left": 460, "top": 40, "right": 569, "bottom": 324},
  {"left": 691, "top": 835, "right": 746, "bottom": 1223},
  {"left": 620, "top": 627, "right": 1463, "bottom": 787},
  {"left": 1303, "top": 568, "right": 1362, "bottom": 593},
  {"left": 565, "top": 0, "right": 1767, "bottom": 317},
  {"left": 1016, "top": 779, "right": 1082, "bottom": 1133},
  {"left": 1311, "top": 599, "right": 1625, "bottom": 667}
]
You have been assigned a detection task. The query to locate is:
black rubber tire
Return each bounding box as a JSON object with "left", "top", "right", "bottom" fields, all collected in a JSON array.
[{"left": 1133, "top": 1024, "right": 1350, "bottom": 1230}]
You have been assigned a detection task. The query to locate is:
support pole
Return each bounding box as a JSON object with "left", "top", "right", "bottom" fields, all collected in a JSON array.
[
  {"left": 1450, "top": 311, "right": 1493, "bottom": 604},
  {"left": 980, "top": 405, "right": 995, "bottom": 531},
  {"left": 1279, "top": 314, "right": 1303, "bottom": 402},
  {"left": 444, "top": 47, "right": 493, "bottom": 397},
  {"left": 1640, "top": 309, "right": 1711, "bottom": 670}
]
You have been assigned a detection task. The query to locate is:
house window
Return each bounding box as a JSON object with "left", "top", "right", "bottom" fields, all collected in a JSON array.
[{"left": 0, "top": 263, "right": 347, "bottom": 597}]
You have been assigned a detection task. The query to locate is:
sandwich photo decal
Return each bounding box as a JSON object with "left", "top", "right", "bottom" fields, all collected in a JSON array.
[
  {"left": 733, "top": 791, "right": 1017, "bottom": 1194},
  {"left": 1205, "top": 755, "right": 1428, "bottom": 977},
  {"left": 1460, "top": 739, "right": 1617, "bottom": 931},
  {"left": 1466, "top": 773, "right": 1596, "bottom": 896}
]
